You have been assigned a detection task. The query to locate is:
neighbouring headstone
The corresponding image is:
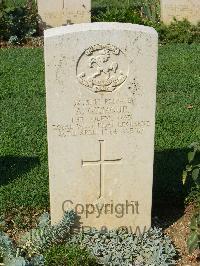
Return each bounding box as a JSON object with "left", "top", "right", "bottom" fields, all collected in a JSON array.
[
  {"left": 37, "top": 0, "right": 91, "bottom": 29},
  {"left": 161, "top": 0, "right": 200, "bottom": 25},
  {"left": 44, "top": 23, "right": 158, "bottom": 233}
]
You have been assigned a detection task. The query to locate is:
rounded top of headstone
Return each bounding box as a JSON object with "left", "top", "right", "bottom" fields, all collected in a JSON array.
[{"left": 44, "top": 22, "right": 158, "bottom": 39}]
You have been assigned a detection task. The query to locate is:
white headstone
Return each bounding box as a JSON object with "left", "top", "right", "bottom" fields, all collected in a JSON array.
[
  {"left": 37, "top": 0, "right": 91, "bottom": 29},
  {"left": 161, "top": 0, "right": 200, "bottom": 25},
  {"left": 44, "top": 23, "right": 158, "bottom": 233}
]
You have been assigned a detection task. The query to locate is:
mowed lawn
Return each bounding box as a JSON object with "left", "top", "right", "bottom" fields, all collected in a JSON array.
[{"left": 0, "top": 44, "right": 200, "bottom": 215}]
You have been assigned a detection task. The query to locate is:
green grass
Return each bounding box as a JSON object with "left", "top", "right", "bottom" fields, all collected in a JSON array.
[
  {"left": 44, "top": 244, "right": 98, "bottom": 266},
  {"left": 5, "top": 0, "right": 27, "bottom": 8},
  {"left": 154, "top": 44, "right": 200, "bottom": 202},
  {"left": 0, "top": 48, "right": 49, "bottom": 212},
  {"left": 0, "top": 44, "right": 200, "bottom": 216}
]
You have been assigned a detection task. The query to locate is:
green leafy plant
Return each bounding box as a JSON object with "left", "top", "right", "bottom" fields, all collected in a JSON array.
[
  {"left": 187, "top": 211, "right": 200, "bottom": 254},
  {"left": 182, "top": 142, "right": 200, "bottom": 188},
  {"left": 140, "top": 0, "right": 160, "bottom": 23},
  {"left": 92, "top": 2, "right": 200, "bottom": 45},
  {"left": 0, "top": 229, "right": 43, "bottom": 266},
  {"left": 183, "top": 142, "right": 200, "bottom": 253}
]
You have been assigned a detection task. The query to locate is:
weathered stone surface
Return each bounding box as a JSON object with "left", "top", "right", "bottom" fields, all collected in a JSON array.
[
  {"left": 37, "top": 0, "right": 91, "bottom": 29},
  {"left": 44, "top": 23, "right": 158, "bottom": 232},
  {"left": 161, "top": 0, "right": 200, "bottom": 25}
]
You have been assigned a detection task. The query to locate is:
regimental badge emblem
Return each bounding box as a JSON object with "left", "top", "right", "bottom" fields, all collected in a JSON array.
[{"left": 76, "top": 44, "right": 129, "bottom": 93}]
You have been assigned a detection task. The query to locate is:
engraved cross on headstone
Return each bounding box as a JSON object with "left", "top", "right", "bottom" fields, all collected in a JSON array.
[{"left": 82, "top": 140, "right": 122, "bottom": 199}]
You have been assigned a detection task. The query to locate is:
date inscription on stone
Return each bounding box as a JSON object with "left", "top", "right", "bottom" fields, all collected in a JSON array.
[{"left": 52, "top": 97, "right": 150, "bottom": 137}]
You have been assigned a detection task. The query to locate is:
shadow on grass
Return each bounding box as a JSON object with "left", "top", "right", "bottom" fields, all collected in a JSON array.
[
  {"left": 152, "top": 148, "right": 189, "bottom": 228},
  {"left": 0, "top": 149, "right": 190, "bottom": 229},
  {"left": 0, "top": 155, "right": 40, "bottom": 186}
]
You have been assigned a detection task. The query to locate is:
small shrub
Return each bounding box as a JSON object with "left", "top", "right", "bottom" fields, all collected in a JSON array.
[
  {"left": 0, "top": 211, "right": 76, "bottom": 265},
  {"left": 19, "top": 211, "right": 76, "bottom": 255},
  {"left": 0, "top": 0, "right": 38, "bottom": 44},
  {"left": 70, "top": 227, "right": 177, "bottom": 265},
  {"left": 94, "top": 6, "right": 143, "bottom": 24},
  {"left": 161, "top": 20, "right": 200, "bottom": 44}
]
